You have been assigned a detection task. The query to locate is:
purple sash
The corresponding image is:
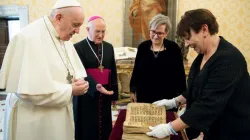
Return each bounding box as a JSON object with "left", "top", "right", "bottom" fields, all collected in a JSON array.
[{"left": 86, "top": 68, "right": 110, "bottom": 85}]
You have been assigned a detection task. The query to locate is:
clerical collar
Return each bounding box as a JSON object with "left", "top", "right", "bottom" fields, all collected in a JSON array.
[
  {"left": 43, "top": 16, "right": 60, "bottom": 39},
  {"left": 87, "top": 37, "right": 101, "bottom": 47}
]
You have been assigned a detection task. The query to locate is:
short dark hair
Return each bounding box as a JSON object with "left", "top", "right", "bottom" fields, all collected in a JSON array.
[{"left": 177, "top": 9, "right": 219, "bottom": 37}]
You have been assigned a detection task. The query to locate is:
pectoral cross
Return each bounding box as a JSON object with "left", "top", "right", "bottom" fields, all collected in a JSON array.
[
  {"left": 67, "top": 71, "right": 73, "bottom": 83},
  {"left": 99, "top": 64, "right": 104, "bottom": 72}
]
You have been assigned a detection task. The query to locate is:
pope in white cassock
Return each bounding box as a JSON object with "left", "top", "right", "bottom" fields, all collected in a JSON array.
[{"left": 0, "top": 0, "right": 99, "bottom": 140}]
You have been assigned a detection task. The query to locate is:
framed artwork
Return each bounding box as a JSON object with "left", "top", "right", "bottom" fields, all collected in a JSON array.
[{"left": 123, "top": 0, "right": 178, "bottom": 48}]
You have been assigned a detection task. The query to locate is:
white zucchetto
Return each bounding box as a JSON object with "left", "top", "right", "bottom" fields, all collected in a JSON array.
[{"left": 53, "top": 0, "right": 82, "bottom": 9}]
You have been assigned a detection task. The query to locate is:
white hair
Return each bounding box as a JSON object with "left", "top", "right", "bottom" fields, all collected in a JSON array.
[
  {"left": 50, "top": 9, "right": 58, "bottom": 18},
  {"left": 149, "top": 14, "right": 172, "bottom": 34}
]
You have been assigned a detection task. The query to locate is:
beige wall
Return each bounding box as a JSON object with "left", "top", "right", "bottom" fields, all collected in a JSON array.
[
  {"left": 0, "top": 0, "right": 124, "bottom": 47},
  {"left": 1, "top": 0, "right": 250, "bottom": 71},
  {"left": 178, "top": 0, "right": 250, "bottom": 71}
]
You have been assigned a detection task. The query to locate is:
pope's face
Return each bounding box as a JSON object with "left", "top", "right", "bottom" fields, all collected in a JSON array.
[{"left": 57, "top": 7, "right": 84, "bottom": 41}]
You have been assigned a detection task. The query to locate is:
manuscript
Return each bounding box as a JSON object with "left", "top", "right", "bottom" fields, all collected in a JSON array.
[{"left": 122, "top": 103, "right": 170, "bottom": 140}]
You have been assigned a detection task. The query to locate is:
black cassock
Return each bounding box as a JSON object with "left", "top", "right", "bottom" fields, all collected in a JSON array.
[{"left": 73, "top": 38, "right": 118, "bottom": 140}]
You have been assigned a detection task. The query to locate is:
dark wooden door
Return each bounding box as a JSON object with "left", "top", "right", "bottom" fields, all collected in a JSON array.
[{"left": 0, "top": 19, "right": 9, "bottom": 69}]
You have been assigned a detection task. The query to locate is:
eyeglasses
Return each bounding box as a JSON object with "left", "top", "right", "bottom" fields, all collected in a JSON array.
[{"left": 150, "top": 30, "right": 166, "bottom": 37}]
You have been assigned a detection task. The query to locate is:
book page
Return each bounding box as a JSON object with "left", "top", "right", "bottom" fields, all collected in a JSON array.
[
  {"left": 123, "top": 103, "right": 166, "bottom": 132},
  {"left": 122, "top": 103, "right": 169, "bottom": 140}
]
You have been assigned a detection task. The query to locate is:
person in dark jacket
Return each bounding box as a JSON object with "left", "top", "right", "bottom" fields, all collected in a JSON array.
[
  {"left": 147, "top": 9, "right": 250, "bottom": 140},
  {"left": 129, "top": 14, "right": 187, "bottom": 104}
]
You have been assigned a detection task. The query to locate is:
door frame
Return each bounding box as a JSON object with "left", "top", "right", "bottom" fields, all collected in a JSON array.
[{"left": 0, "top": 5, "right": 29, "bottom": 29}]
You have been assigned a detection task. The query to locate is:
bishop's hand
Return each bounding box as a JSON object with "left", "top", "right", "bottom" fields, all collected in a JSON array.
[{"left": 96, "top": 84, "right": 114, "bottom": 95}]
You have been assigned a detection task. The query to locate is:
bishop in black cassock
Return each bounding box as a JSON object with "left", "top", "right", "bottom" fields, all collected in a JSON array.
[{"left": 73, "top": 36, "right": 118, "bottom": 140}]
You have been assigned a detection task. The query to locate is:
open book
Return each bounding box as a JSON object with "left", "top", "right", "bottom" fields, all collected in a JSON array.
[{"left": 122, "top": 103, "right": 170, "bottom": 140}]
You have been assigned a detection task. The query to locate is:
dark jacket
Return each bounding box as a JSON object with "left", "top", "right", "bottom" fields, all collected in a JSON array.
[
  {"left": 181, "top": 37, "right": 250, "bottom": 140},
  {"left": 130, "top": 39, "right": 187, "bottom": 103}
]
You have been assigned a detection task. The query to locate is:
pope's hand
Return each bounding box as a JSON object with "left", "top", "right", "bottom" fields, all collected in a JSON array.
[
  {"left": 152, "top": 98, "right": 177, "bottom": 110},
  {"left": 72, "top": 79, "right": 89, "bottom": 96},
  {"left": 146, "top": 123, "right": 173, "bottom": 138}
]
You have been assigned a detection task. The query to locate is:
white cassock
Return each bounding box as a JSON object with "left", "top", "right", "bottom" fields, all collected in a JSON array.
[{"left": 0, "top": 15, "right": 86, "bottom": 140}]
